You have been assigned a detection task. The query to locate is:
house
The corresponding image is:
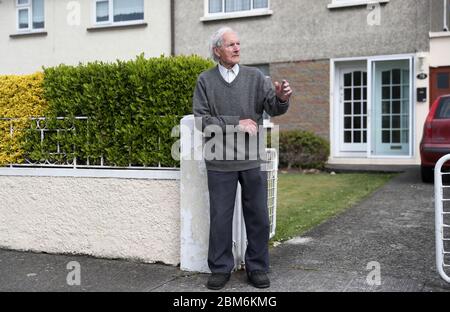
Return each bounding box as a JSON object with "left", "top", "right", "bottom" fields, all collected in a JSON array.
[
  {"left": 1, "top": 0, "right": 449, "bottom": 166},
  {"left": 0, "top": 0, "right": 172, "bottom": 75},
  {"left": 174, "top": 0, "right": 450, "bottom": 166}
]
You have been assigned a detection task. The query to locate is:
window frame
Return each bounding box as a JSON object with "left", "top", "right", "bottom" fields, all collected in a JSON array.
[
  {"left": 92, "top": 0, "right": 145, "bottom": 27},
  {"left": 202, "top": 0, "right": 272, "bottom": 21},
  {"left": 16, "top": 0, "right": 45, "bottom": 32}
]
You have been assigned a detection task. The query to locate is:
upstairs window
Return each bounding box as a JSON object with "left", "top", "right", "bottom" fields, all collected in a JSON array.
[
  {"left": 208, "top": 0, "right": 268, "bottom": 14},
  {"left": 16, "top": 0, "right": 45, "bottom": 31},
  {"left": 95, "top": 0, "right": 144, "bottom": 24}
]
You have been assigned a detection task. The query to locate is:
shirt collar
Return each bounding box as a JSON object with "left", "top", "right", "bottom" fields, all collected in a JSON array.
[{"left": 218, "top": 63, "right": 239, "bottom": 76}]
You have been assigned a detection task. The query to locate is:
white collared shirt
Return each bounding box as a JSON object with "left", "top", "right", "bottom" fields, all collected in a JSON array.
[{"left": 218, "top": 63, "right": 240, "bottom": 83}]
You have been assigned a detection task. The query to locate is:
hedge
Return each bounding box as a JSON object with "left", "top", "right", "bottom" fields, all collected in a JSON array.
[
  {"left": 23, "top": 54, "right": 214, "bottom": 167},
  {"left": 279, "top": 130, "right": 330, "bottom": 169},
  {"left": 0, "top": 73, "right": 48, "bottom": 165}
]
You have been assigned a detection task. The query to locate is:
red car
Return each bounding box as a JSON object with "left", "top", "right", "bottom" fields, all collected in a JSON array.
[{"left": 420, "top": 95, "right": 450, "bottom": 183}]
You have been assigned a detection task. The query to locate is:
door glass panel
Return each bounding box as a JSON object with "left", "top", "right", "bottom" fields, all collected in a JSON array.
[
  {"left": 372, "top": 59, "right": 410, "bottom": 156},
  {"left": 344, "top": 73, "right": 352, "bottom": 87},
  {"left": 354, "top": 131, "right": 361, "bottom": 143},
  {"left": 344, "top": 102, "right": 351, "bottom": 114},
  {"left": 344, "top": 89, "right": 351, "bottom": 101},
  {"left": 392, "top": 69, "right": 401, "bottom": 84},
  {"left": 341, "top": 69, "right": 368, "bottom": 148},
  {"left": 354, "top": 102, "right": 361, "bottom": 114},
  {"left": 354, "top": 71, "right": 362, "bottom": 85},
  {"left": 344, "top": 131, "right": 352, "bottom": 143}
]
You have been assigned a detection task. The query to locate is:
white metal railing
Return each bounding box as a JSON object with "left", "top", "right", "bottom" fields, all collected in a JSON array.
[
  {"left": 266, "top": 148, "right": 278, "bottom": 239},
  {"left": 1, "top": 116, "right": 177, "bottom": 169},
  {"left": 434, "top": 154, "right": 450, "bottom": 283},
  {"left": 232, "top": 147, "right": 279, "bottom": 270}
]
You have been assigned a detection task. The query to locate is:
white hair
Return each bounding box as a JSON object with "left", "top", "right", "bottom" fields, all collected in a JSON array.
[{"left": 209, "top": 27, "right": 238, "bottom": 63}]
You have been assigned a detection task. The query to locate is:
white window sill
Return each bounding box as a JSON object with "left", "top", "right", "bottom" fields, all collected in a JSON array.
[
  {"left": 201, "top": 9, "right": 272, "bottom": 22},
  {"left": 10, "top": 30, "right": 47, "bottom": 38},
  {"left": 429, "top": 31, "right": 450, "bottom": 38},
  {"left": 327, "top": 0, "right": 389, "bottom": 9},
  {"left": 87, "top": 21, "right": 147, "bottom": 32}
]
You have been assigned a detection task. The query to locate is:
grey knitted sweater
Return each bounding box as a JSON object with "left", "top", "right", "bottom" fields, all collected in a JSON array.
[{"left": 193, "top": 65, "right": 289, "bottom": 171}]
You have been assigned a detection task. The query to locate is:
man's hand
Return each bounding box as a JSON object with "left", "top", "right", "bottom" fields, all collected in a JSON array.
[
  {"left": 238, "top": 119, "right": 258, "bottom": 136},
  {"left": 274, "top": 79, "right": 293, "bottom": 103}
]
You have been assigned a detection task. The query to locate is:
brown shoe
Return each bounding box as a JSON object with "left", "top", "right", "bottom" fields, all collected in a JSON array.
[
  {"left": 206, "top": 273, "right": 231, "bottom": 290},
  {"left": 247, "top": 271, "right": 270, "bottom": 288}
]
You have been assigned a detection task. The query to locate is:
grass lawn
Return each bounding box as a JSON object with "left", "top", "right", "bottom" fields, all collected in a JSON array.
[{"left": 272, "top": 172, "right": 395, "bottom": 243}]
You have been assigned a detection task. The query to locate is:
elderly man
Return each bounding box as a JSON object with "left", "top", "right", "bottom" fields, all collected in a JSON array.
[{"left": 193, "top": 27, "right": 292, "bottom": 290}]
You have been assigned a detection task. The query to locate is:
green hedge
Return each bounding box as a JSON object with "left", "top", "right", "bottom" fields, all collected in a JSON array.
[
  {"left": 279, "top": 130, "right": 330, "bottom": 169},
  {"left": 24, "top": 54, "right": 214, "bottom": 167}
]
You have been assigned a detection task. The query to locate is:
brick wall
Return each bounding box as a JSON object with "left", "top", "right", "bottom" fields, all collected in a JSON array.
[{"left": 270, "top": 60, "right": 330, "bottom": 141}]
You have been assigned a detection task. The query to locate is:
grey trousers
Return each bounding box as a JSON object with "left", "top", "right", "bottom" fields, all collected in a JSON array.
[{"left": 207, "top": 167, "right": 269, "bottom": 273}]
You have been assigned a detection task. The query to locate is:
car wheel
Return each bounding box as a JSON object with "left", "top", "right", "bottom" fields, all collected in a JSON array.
[{"left": 421, "top": 165, "right": 434, "bottom": 183}]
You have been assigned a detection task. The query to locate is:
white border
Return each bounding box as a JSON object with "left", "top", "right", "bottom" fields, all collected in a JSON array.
[{"left": 0, "top": 167, "right": 180, "bottom": 180}]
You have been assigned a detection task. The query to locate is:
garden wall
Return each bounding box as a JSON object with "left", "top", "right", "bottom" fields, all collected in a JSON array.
[{"left": 0, "top": 171, "right": 180, "bottom": 265}]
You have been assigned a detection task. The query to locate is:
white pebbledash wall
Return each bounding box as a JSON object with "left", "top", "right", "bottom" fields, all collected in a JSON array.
[
  {"left": 179, "top": 115, "right": 247, "bottom": 273},
  {"left": 0, "top": 175, "right": 180, "bottom": 265}
]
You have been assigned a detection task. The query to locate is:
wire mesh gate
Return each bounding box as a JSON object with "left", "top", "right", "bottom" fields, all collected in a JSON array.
[
  {"left": 434, "top": 154, "right": 450, "bottom": 283},
  {"left": 232, "top": 148, "right": 278, "bottom": 270}
]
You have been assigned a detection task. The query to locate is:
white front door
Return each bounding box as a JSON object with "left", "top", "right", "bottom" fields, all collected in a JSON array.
[
  {"left": 339, "top": 67, "right": 368, "bottom": 152},
  {"left": 372, "top": 59, "right": 411, "bottom": 156}
]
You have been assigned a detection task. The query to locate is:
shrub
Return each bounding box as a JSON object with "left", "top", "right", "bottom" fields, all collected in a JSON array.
[
  {"left": 24, "top": 54, "right": 214, "bottom": 167},
  {"left": 0, "top": 73, "right": 48, "bottom": 165},
  {"left": 279, "top": 130, "right": 330, "bottom": 169}
]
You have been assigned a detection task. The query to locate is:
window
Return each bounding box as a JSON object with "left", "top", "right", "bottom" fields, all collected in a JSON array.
[
  {"left": 16, "top": 0, "right": 44, "bottom": 31},
  {"left": 94, "top": 0, "right": 144, "bottom": 25},
  {"left": 206, "top": 0, "right": 269, "bottom": 15},
  {"left": 436, "top": 97, "right": 450, "bottom": 119},
  {"left": 437, "top": 72, "right": 450, "bottom": 89}
]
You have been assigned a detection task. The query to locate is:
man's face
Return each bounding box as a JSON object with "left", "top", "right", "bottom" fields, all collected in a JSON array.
[{"left": 215, "top": 31, "right": 240, "bottom": 69}]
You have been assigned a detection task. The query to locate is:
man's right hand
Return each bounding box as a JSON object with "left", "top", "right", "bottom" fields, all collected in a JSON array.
[{"left": 238, "top": 119, "right": 257, "bottom": 136}]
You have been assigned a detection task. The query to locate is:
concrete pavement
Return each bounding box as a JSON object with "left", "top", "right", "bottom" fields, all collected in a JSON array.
[{"left": 1, "top": 167, "right": 449, "bottom": 292}]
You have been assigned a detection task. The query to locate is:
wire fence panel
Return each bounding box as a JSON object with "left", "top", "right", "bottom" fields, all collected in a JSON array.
[
  {"left": 434, "top": 154, "right": 450, "bottom": 283},
  {"left": 1, "top": 116, "right": 178, "bottom": 169}
]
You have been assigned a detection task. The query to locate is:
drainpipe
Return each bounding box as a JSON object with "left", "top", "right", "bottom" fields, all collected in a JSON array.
[
  {"left": 170, "top": 0, "right": 175, "bottom": 55},
  {"left": 445, "top": 0, "right": 449, "bottom": 31}
]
